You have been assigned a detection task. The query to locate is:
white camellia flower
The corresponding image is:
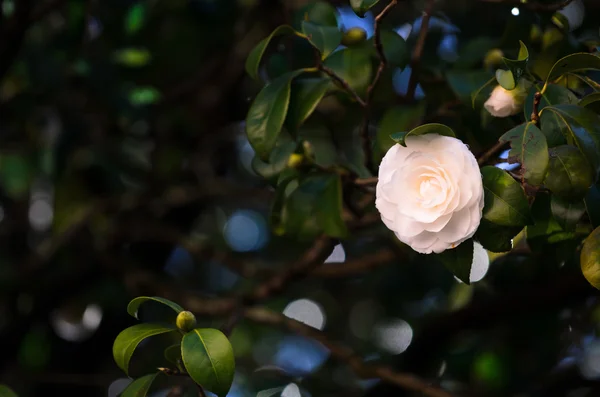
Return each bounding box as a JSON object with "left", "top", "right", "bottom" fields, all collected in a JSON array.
[
  {"left": 484, "top": 80, "right": 529, "bottom": 118},
  {"left": 375, "top": 134, "right": 484, "bottom": 254}
]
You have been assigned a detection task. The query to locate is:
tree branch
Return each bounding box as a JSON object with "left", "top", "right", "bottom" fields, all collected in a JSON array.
[
  {"left": 317, "top": 63, "right": 367, "bottom": 108},
  {"left": 406, "top": 0, "right": 435, "bottom": 101},
  {"left": 244, "top": 307, "right": 454, "bottom": 397},
  {"left": 477, "top": 141, "right": 508, "bottom": 166},
  {"left": 477, "top": 0, "right": 574, "bottom": 11}
]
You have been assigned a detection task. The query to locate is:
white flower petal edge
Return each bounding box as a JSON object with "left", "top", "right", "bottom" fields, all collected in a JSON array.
[
  {"left": 484, "top": 79, "right": 530, "bottom": 118},
  {"left": 375, "top": 134, "right": 484, "bottom": 254}
]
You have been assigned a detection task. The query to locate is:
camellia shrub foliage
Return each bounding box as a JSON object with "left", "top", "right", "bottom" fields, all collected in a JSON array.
[{"left": 104, "top": 0, "right": 600, "bottom": 396}]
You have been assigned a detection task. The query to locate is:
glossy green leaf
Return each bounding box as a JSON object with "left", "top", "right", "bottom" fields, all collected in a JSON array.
[
  {"left": 524, "top": 84, "right": 578, "bottom": 122},
  {"left": 301, "top": 21, "right": 341, "bottom": 59},
  {"left": 481, "top": 166, "right": 533, "bottom": 227},
  {"left": 545, "top": 53, "right": 600, "bottom": 84},
  {"left": 377, "top": 103, "right": 426, "bottom": 160},
  {"left": 551, "top": 196, "right": 585, "bottom": 232},
  {"left": 390, "top": 123, "right": 456, "bottom": 147},
  {"left": 127, "top": 296, "right": 183, "bottom": 320},
  {"left": 437, "top": 239, "right": 474, "bottom": 284},
  {"left": 246, "top": 25, "right": 296, "bottom": 80},
  {"left": 381, "top": 30, "right": 408, "bottom": 68},
  {"left": 496, "top": 40, "right": 529, "bottom": 90},
  {"left": 251, "top": 141, "right": 297, "bottom": 181},
  {"left": 285, "top": 78, "right": 330, "bottom": 133},
  {"left": 294, "top": 2, "right": 338, "bottom": 28},
  {"left": 113, "top": 324, "right": 176, "bottom": 376},
  {"left": 545, "top": 145, "right": 594, "bottom": 200},
  {"left": 181, "top": 328, "right": 235, "bottom": 397},
  {"left": 540, "top": 104, "right": 600, "bottom": 175},
  {"left": 527, "top": 194, "right": 576, "bottom": 247},
  {"left": 297, "top": 122, "right": 338, "bottom": 167},
  {"left": 585, "top": 183, "right": 600, "bottom": 228},
  {"left": 246, "top": 71, "right": 303, "bottom": 160},
  {"left": 323, "top": 46, "right": 372, "bottom": 96},
  {"left": 495, "top": 69, "right": 516, "bottom": 90},
  {"left": 579, "top": 92, "right": 600, "bottom": 114},
  {"left": 0, "top": 385, "right": 17, "bottom": 397},
  {"left": 581, "top": 226, "right": 600, "bottom": 289},
  {"left": 120, "top": 373, "right": 160, "bottom": 397},
  {"left": 474, "top": 219, "right": 522, "bottom": 253},
  {"left": 283, "top": 174, "right": 347, "bottom": 239},
  {"left": 350, "top": 0, "right": 379, "bottom": 17},
  {"left": 499, "top": 122, "right": 549, "bottom": 186},
  {"left": 164, "top": 344, "right": 182, "bottom": 365}
]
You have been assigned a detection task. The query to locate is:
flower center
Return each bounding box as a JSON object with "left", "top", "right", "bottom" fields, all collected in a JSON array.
[{"left": 417, "top": 175, "right": 446, "bottom": 207}]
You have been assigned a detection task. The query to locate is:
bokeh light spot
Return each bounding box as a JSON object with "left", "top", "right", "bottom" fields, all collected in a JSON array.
[
  {"left": 283, "top": 298, "right": 326, "bottom": 330},
  {"left": 373, "top": 318, "right": 413, "bottom": 354}
]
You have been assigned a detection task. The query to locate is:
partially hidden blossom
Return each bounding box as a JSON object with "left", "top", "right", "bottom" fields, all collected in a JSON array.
[
  {"left": 375, "top": 134, "right": 484, "bottom": 254},
  {"left": 484, "top": 79, "right": 530, "bottom": 118}
]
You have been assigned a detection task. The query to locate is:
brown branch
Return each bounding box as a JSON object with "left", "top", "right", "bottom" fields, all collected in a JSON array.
[
  {"left": 477, "top": 141, "right": 508, "bottom": 166},
  {"left": 354, "top": 176, "right": 379, "bottom": 186},
  {"left": 406, "top": 0, "right": 435, "bottom": 101},
  {"left": 244, "top": 307, "right": 454, "bottom": 397},
  {"left": 531, "top": 91, "right": 542, "bottom": 124},
  {"left": 477, "top": 0, "right": 574, "bottom": 11},
  {"left": 317, "top": 64, "right": 367, "bottom": 108}
]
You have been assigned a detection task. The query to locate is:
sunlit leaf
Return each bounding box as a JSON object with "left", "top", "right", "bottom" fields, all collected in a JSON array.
[
  {"left": 499, "top": 122, "right": 549, "bottom": 186},
  {"left": 390, "top": 123, "right": 455, "bottom": 147},
  {"left": 113, "top": 324, "right": 176, "bottom": 376},
  {"left": 120, "top": 373, "right": 160, "bottom": 397},
  {"left": 127, "top": 296, "right": 184, "bottom": 320},
  {"left": 181, "top": 328, "right": 235, "bottom": 397},
  {"left": 495, "top": 40, "right": 529, "bottom": 90},
  {"left": 581, "top": 226, "right": 600, "bottom": 289},
  {"left": 481, "top": 166, "right": 533, "bottom": 227},
  {"left": 545, "top": 53, "right": 600, "bottom": 85}
]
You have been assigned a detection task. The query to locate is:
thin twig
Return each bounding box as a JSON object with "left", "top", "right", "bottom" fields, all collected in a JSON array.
[
  {"left": 406, "top": 0, "right": 435, "bottom": 101},
  {"left": 244, "top": 307, "right": 454, "bottom": 397},
  {"left": 354, "top": 177, "right": 379, "bottom": 186},
  {"left": 531, "top": 91, "right": 542, "bottom": 124},
  {"left": 477, "top": 0, "right": 574, "bottom": 11},
  {"left": 359, "top": 0, "right": 400, "bottom": 173},
  {"left": 477, "top": 141, "right": 508, "bottom": 166},
  {"left": 318, "top": 64, "right": 367, "bottom": 108}
]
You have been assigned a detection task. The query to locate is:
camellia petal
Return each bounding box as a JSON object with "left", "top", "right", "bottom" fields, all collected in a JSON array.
[{"left": 376, "top": 133, "right": 484, "bottom": 254}]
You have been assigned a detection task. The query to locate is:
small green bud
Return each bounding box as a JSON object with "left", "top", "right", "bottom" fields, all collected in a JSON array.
[
  {"left": 176, "top": 311, "right": 197, "bottom": 332},
  {"left": 287, "top": 153, "right": 304, "bottom": 168},
  {"left": 302, "top": 140, "right": 314, "bottom": 160},
  {"left": 483, "top": 49, "right": 504, "bottom": 69},
  {"left": 342, "top": 27, "right": 367, "bottom": 47}
]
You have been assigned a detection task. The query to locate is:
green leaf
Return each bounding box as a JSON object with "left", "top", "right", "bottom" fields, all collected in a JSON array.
[
  {"left": 540, "top": 104, "right": 600, "bottom": 175},
  {"left": 120, "top": 373, "right": 160, "bottom": 397},
  {"left": 581, "top": 226, "right": 600, "bottom": 289},
  {"left": 499, "top": 122, "right": 549, "bottom": 186},
  {"left": 376, "top": 103, "right": 426, "bottom": 160},
  {"left": 257, "top": 387, "right": 286, "bottom": 397},
  {"left": 551, "top": 196, "right": 586, "bottom": 232},
  {"left": 527, "top": 194, "right": 577, "bottom": 248},
  {"left": 380, "top": 30, "right": 408, "bottom": 68},
  {"left": 0, "top": 385, "right": 18, "bottom": 397},
  {"left": 481, "top": 166, "right": 533, "bottom": 227},
  {"left": 297, "top": 122, "right": 338, "bottom": 167},
  {"left": 251, "top": 141, "right": 297, "bottom": 181},
  {"left": 390, "top": 123, "right": 456, "bottom": 147},
  {"left": 437, "top": 239, "right": 474, "bottom": 284},
  {"left": 496, "top": 40, "right": 529, "bottom": 90},
  {"left": 446, "top": 70, "right": 494, "bottom": 101},
  {"left": 282, "top": 174, "right": 348, "bottom": 239},
  {"left": 164, "top": 344, "right": 182, "bottom": 365},
  {"left": 246, "top": 25, "right": 296, "bottom": 80},
  {"left": 181, "top": 328, "right": 235, "bottom": 397},
  {"left": 127, "top": 296, "right": 183, "bottom": 320},
  {"left": 125, "top": 3, "right": 145, "bottom": 35},
  {"left": 524, "top": 84, "right": 578, "bottom": 122},
  {"left": 579, "top": 92, "right": 600, "bottom": 114},
  {"left": 113, "top": 324, "right": 176, "bottom": 376},
  {"left": 270, "top": 175, "right": 299, "bottom": 233},
  {"left": 301, "top": 21, "right": 341, "bottom": 59},
  {"left": 545, "top": 53, "right": 600, "bottom": 85},
  {"left": 474, "top": 219, "right": 522, "bottom": 253},
  {"left": 246, "top": 71, "right": 304, "bottom": 161},
  {"left": 323, "top": 46, "right": 372, "bottom": 96},
  {"left": 350, "top": 0, "right": 379, "bottom": 17},
  {"left": 285, "top": 78, "right": 330, "bottom": 133},
  {"left": 545, "top": 145, "right": 594, "bottom": 200},
  {"left": 294, "top": 2, "right": 338, "bottom": 28},
  {"left": 585, "top": 183, "right": 600, "bottom": 228}
]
